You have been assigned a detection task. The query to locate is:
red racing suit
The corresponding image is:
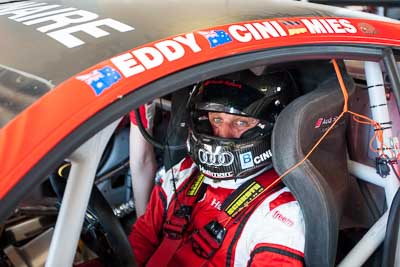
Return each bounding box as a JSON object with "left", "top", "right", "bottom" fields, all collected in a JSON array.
[{"left": 129, "top": 156, "right": 305, "bottom": 267}]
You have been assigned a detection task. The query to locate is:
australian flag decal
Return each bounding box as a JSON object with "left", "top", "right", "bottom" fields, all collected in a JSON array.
[
  {"left": 76, "top": 66, "right": 122, "bottom": 96},
  {"left": 198, "top": 30, "right": 232, "bottom": 48}
]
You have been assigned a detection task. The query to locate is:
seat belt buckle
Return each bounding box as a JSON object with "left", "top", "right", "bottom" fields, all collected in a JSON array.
[
  {"left": 164, "top": 205, "right": 192, "bottom": 240},
  {"left": 191, "top": 220, "right": 226, "bottom": 259}
]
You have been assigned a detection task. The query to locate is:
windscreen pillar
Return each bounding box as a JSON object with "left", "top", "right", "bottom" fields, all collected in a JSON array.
[{"left": 45, "top": 120, "right": 119, "bottom": 267}]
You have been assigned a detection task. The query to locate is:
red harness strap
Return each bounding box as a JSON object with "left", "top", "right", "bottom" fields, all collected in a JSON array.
[
  {"left": 171, "top": 171, "right": 282, "bottom": 267},
  {"left": 147, "top": 170, "right": 281, "bottom": 267},
  {"left": 146, "top": 172, "right": 206, "bottom": 267}
]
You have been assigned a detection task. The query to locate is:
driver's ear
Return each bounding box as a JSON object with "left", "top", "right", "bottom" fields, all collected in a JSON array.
[{"left": 191, "top": 111, "right": 214, "bottom": 136}]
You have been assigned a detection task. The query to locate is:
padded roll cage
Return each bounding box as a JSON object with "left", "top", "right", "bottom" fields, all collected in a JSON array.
[{"left": 339, "top": 59, "right": 400, "bottom": 266}]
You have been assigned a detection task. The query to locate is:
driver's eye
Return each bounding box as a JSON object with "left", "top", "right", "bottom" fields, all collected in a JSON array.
[
  {"left": 234, "top": 120, "right": 249, "bottom": 127},
  {"left": 212, "top": 117, "right": 223, "bottom": 125}
]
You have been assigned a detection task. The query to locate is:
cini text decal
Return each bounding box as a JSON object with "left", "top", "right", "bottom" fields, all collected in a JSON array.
[{"left": 240, "top": 150, "right": 272, "bottom": 169}]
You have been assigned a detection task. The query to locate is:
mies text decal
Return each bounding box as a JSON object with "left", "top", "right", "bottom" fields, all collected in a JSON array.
[
  {"left": 280, "top": 18, "right": 357, "bottom": 35},
  {"left": 0, "top": 1, "right": 134, "bottom": 48}
]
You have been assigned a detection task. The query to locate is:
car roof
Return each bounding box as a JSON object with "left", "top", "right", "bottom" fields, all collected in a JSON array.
[{"left": 1, "top": 0, "right": 397, "bottom": 86}]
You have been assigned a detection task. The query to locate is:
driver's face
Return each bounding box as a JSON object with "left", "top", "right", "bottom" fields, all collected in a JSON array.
[{"left": 208, "top": 112, "right": 259, "bottom": 138}]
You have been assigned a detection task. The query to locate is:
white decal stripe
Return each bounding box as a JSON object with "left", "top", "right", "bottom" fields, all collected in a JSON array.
[
  {"left": 161, "top": 158, "right": 197, "bottom": 206},
  {"left": 8, "top": 4, "right": 60, "bottom": 20},
  {"left": 24, "top": 10, "right": 99, "bottom": 32},
  {"left": 47, "top": 18, "right": 134, "bottom": 48},
  {"left": 16, "top": 7, "right": 77, "bottom": 22},
  {"left": 0, "top": 2, "right": 45, "bottom": 14},
  {"left": 1, "top": 2, "right": 134, "bottom": 48}
]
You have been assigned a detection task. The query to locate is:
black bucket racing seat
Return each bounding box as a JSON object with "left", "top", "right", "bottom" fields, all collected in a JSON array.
[{"left": 272, "top": 71, "right": 355, "bottom": 267}]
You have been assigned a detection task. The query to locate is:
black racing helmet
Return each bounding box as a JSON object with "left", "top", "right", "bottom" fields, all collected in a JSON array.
[{"left": 187, "top": 68, "right": 299, "bottom": 180}]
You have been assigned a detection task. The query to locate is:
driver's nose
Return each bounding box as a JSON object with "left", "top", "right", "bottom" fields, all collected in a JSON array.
[{"left": 214, "top": 124, "right": 237, "bottom": 138}]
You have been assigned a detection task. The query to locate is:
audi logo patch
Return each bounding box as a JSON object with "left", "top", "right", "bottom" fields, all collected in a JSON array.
[{"left": 198, "top": 149, "right": 234, "bottom": 166}]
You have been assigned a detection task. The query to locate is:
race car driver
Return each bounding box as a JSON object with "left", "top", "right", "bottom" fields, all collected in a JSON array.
[{"left": 129, "top": 69, "right": 305, "bottom": 267}]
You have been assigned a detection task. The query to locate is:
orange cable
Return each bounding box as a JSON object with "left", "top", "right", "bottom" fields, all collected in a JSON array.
[{"left": 332, "top": 59, "right": 349, "bottom": 112}]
